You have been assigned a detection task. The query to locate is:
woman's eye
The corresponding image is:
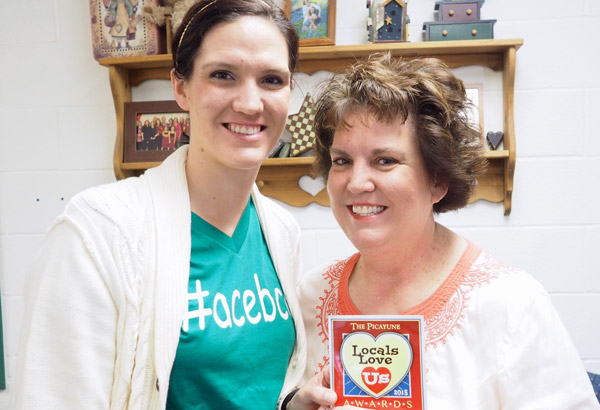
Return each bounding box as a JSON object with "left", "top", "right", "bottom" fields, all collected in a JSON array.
[
  {"left": 332, "top": 157, "right": 349, "bottom": 166},
  {"left": 210, "top": 71, "right": 233, "bottom": 80},
  {"left": 377, "top": 157, "right": 397, "bottom": 166},
  {"left": 263, "top": 75, "right": 284, "bottom": 86}
]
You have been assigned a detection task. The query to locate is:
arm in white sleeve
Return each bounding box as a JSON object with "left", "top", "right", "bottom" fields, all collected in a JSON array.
[
  {"left": 498, "top": 285, "right": 599, "bottom": 409},
  {"left": 15, "top": 215, "right": 121, "bottom": 409}
]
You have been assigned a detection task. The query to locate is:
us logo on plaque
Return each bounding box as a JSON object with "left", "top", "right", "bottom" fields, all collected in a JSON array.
[{"left": 329, "top": 316, "right": 426, "bottom": 409}]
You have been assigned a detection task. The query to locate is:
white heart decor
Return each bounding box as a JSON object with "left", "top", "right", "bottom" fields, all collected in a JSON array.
[{"left": 298, "top": 175, "right": 325, "bottom": 197}]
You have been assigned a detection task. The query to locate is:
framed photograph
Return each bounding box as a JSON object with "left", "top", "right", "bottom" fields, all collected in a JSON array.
[
  {"left": 285, "top": 0, "right": 336, "bottom": 46},
  {"left": 124, "top": 100, "right": 190, "bottom": 163},
  {"left": 464, "top": 83, "right": 484, "bottom": 138}
]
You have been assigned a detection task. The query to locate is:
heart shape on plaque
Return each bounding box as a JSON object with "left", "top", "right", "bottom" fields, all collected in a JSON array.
[
  {"left": 361, "top": 366, "right": 391, "bottom": 394},
  {"left": 341, "top": 332, "right": 412, "bottom": 399},
  {"left": 486, "top": 131, "right": 504, "bottom": 150},
  {"left": 298, "top": 175, "right": 325, "bottom": 197}
]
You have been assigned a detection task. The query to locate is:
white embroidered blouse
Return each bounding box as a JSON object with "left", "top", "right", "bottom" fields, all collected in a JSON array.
[{"left": 298, "top": 242, "right": 599, "bottom": 409}]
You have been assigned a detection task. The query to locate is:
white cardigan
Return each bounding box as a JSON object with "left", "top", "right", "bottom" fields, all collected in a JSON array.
[{"left": 14, "top": 146, "right": 307, "bottom": 409}]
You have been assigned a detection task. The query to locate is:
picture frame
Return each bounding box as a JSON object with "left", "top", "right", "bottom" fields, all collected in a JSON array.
[
  {"left": 285, "top": 0, "right": 336, "bottom": 46},
  {"left": 464, "top": 83, "right": 484, "bottom": 139},
  {"left": 88, "top": 0, "right": 167, "bottom": 60},
  {"left": 124, "top": 100, "right": 189, "bottom": 163}
]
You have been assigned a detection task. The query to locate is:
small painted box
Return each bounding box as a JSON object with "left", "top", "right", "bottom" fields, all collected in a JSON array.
[
  {"left": 89, "top": 0, "right": 167, "bottom": 60},
  {"left": 435, "top": 1, "right": 483, "bottom": 22},
  {"left": 423, "top": 19, "right": 496, "bottom": 41}
]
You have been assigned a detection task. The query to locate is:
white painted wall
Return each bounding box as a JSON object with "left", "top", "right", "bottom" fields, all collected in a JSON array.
[{"left": 0, "top": 0, "right": 598, "bottom": 407}]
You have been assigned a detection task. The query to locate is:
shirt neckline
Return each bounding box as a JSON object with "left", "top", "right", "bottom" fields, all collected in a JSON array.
[
  {"left": 191, "top": 197, "right": 253, "bottom": 253},
  {"left": 338, "top": 242, "right": 482, "bottom": 319}
]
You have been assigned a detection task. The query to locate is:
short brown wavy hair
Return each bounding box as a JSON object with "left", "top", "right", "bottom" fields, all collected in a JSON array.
[{"left": 314, "top": 53, "right": 487, "bottom": 213}]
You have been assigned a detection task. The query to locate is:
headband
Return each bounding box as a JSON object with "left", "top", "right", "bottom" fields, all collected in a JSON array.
[
  {"left": 175, "top": 0, "right": 217, "bottom": 68},
  {"left": 175, "top": 0, "right": 275, "bottom": 69}
]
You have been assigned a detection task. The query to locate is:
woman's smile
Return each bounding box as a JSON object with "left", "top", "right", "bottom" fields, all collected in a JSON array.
[
  {"left": 348, "top": 204, "right": 387, "bottom": 218},
  {"left": 224, "top": 123, "right": 265, "bottom": 136}
]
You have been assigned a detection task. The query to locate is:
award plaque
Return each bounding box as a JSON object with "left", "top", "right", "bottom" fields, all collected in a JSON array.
[{"left": 329, "top": 315, "right": 426, "bottom": 409}]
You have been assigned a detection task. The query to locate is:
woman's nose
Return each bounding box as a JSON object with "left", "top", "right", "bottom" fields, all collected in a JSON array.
[
  {"left": 232, "top": 81, "right": 263, "bottom": 115},
  {"left": 347, "top": 165, "right": 375, "bottom": 193}
]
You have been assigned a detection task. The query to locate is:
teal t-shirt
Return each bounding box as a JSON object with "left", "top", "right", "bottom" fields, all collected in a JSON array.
[{"left": 166, "top": 198, "right": 295, "bottom": 410}]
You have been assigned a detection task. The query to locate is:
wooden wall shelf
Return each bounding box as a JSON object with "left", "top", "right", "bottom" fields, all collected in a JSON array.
[{"left": 99, "top": 38, "right": 523, "bottom": 215}]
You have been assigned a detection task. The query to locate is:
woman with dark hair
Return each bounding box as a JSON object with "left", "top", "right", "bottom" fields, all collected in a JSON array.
[
  {"left": 152, "top": 116, "right": 163, "bottom": 151},
  {"left": 141, "top": 118, "right": 153, "bottom": 150},
  {"left": 289, "top": 54, "right": 599, "bottom": 409},
  {"left": 15, "top": 1, "right": 308, "bottom": 409}
]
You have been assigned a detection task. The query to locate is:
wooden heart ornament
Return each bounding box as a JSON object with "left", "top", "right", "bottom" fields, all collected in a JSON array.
[
  {"left": 341, "top": 332, "right": 413, "bottom": 398},
  {"left": 486, "top": 131, "right": 504, "bottom": 150}
]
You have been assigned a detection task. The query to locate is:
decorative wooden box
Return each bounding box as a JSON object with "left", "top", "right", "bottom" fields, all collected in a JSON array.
[
  {"left": 435, "top": 1, "right": 482, "bottom": 22},
  {"left": 423, "top": 0, "right": 495, "bottom": 41},
  {"left": 89, "top": 0, "right": 166, "bottom": 60},
  {"left": 423, "top": 19, "right": 496, "bottom": 41}
]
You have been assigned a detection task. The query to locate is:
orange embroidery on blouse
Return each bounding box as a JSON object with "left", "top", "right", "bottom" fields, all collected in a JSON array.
[
  {"left": 315, "top": 254, "right": 358, "bottom": 343},
  {"left": 314, "top": 243, "right": 512, "bottom": 371}
]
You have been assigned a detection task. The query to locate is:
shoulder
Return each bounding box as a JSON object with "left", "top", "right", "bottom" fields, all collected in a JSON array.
[
  {"left": 468, "top": 248, "right": 550, "bottom": 313},
  {"left": 63, "top": 146, "right": 188, "bottom": 234},
  {"left": 64, "top": 175, "right": 152, "bottom": 234},
  {"left": 475, "top": 249, "right": 544, "bottom": 289}
]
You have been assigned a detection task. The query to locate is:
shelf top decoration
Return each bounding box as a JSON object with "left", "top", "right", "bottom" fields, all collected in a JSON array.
[
  {"left": 367, "top": 0, "right": 410, "bottom": 43},
  {"left": 423, "top": 0, "right": 497, "bottom": 42},
  {"left": 286, "top": 93, "right": 317, "bottom": 157},
  {"left": 142, "top": 0, "right": 200, "bottom": 40},
  {"left": 89, "top": 0, "right": 167, "bottom": 60},
  {"left": 286, "top": 0, "right": 336, "bottom": 46}
]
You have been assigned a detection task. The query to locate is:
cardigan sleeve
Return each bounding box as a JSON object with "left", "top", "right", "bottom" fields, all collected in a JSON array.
[{"left": 14, "top": 212, "right": 122, "bottom": 409}]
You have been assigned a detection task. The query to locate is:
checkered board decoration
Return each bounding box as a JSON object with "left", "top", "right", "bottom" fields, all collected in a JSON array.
[{"left": 286, "top": 93, "right": 316, "bottom": 157}]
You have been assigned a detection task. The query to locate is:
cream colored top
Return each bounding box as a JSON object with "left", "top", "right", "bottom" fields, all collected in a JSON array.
[{"left": 298, "top": 242, "right": 599, "bottom": 409}]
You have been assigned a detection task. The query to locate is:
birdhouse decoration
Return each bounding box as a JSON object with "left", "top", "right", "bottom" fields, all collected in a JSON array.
[
  {"left": 367, "top": 0, "right": 409, "bottom": 43},
  {"left": 422, "top": 0, "right": 496, "bottom": 41}
]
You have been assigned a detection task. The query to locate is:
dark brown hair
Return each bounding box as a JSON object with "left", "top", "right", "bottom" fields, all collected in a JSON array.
[
  {"left": 314, "top": 53, "right": 487, "bottom": 213},
  {"left": 172, "top": 0, "right": 299, "bottom": 81}
]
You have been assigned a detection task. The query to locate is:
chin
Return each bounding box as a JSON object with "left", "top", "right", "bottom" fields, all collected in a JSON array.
[
  {"left": 229, "top": 150, "right": 269, "bottom": 170},
  {"left": 346, "top": 229, "right": 392, "bottom": 251}
]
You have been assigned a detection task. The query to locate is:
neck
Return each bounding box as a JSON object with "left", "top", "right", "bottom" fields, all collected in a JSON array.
[
  {"left": 359, "top": 216, "right": 439, "bottom": 277},
  {"left": 349, "top": 223, "right": 466, "bottom": 314},
  {"left": 185, "top": 147, "right": 259, "bottom": 237}
]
